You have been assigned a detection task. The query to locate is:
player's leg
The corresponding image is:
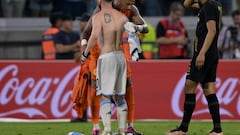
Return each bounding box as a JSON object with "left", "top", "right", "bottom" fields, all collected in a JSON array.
[
  {"left": 166, "top": 79, "right": 198, "bottom": 135},
  {"left": 125, "top": 61, "right": 143, "bottom": 135},
  {"left": 115, "top": 54, "right": 128, "bottom": 135},
  {"left": 125, "top": 78, "right": 143, "bottom": 135},
  {"left": 100, "top": 96, "right": 112, "bottom": 134},
  {"left": 89, "top": 47, "right": 101, "bottom": 135},
  {"left": 90, "top": 79, "right": 101, "bottom": 135},
  {"left": 98, "top": 53, "right": 121, "bottom": 135},
  {"left": 202, "top": 82, "right": 223, "bottom": 135},
  {"left": 125, "top": 78, "right": 135, "bottom": 126},
  {"left": 204, "top": 61, "right": 223, "bottom": 135},
  {"left": 114, "top": 95, "right": 128, "bottom": 134}
]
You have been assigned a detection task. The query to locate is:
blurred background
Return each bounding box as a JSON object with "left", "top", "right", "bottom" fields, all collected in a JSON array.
[
  {"left": 0, "top": 0, "right": 238, "bottom": 59},
  {"left": 1, "top": 0, "right": 240, "bottom": 126}
]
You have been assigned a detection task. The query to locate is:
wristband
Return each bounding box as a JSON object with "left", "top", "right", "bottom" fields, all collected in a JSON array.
[
  {"left": 136, "top": 25, "right": 144, "bottom": 32},
  {"left": 136, "top": 24, "right": 147, "bottom": 32},
  {"left": 81, "top": 51, "right": 90, "bottom": 63},
  {"left": 81, "top": 39, "right": 87, "bottom": 46}
]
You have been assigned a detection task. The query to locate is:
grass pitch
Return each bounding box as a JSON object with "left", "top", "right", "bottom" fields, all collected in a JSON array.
[{"left": 0, "top": 121, "right": 239, "bottom": 135}]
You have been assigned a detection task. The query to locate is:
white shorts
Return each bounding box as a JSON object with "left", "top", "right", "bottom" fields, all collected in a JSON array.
[{"left": 96, "top": 51, "right": 127, "bottom": 96}]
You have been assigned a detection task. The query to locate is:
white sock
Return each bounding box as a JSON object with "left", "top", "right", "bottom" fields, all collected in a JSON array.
[
  {"left": 100, "top": 100, "right": 112, "bottom": 133},
  {"left": 93, "top": 124, "right": 100, "bottom": 130},
  {"left": 116, "top": 99, "right": 128, "bottom": 133},
  {"left": 127, "top": 122, "right": 134, "bottom": 128}
]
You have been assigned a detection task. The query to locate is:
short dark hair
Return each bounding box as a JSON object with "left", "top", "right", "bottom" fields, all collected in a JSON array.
[
  {"left": 169, "top": 1, "right": 184, "bottom": 12},
  {"left": 232, "top": 10, "right": 240, "bottom": 18},
  {"left": 49, "top": 12, "right": 63, "bottom": 26},
  {"left": 77, "top": 13, "right": 91, "bottom": 22},
  {"left": 61, "top": 14, "right": 74, "bottom": 21},
  {"left": 104, "top": 0, "right": 112, "bottom": 2}
]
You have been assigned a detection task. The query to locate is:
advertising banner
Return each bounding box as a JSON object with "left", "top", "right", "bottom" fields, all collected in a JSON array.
[{"left": 0, "top": 60, "right": 239, "bottom": 120}]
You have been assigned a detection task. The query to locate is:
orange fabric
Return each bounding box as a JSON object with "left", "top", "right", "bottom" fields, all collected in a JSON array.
[
  {"left": 126, "top": 60, "right": 131, "bottom": 77},
  {"left": 89, "top": 44, "right": 100, "bottom": 80},
  {"left": 90, "top": 86, "right": 101, "bottom": 124},
  {"left": 121, "top": 8, "right": 133, "bottom": 65},
  {"left": 71, "top": 60, "right": 91, "bottom": 118},
  {"left": 88, "top": 43, "right": 101, "bottom": 124},
  {"left": 42, "top": 27, "right": 59, "bottom": 60},
  {"left": 125, "top": 84, "right": 135, "bottom": 123},
  {"left": 121, "top": 9, "right": 132, "bottom": 19},
  {"left": 122, "top": 32, "right": 131, "bottom": 61},
  {"left": 158, "top": 19, "right": 187, "bottom": 58},
  {"left": 122, "top": 32, "right": 132, "bottom": 77},
  {"left": 143, "top": 52, "right": 153, "bottom": 59}
]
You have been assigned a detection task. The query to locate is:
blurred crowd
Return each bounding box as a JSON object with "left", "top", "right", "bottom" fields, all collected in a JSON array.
[
  {"left": 0, "top": 0, "right": 239, "bottom": 18},
  {"left": 1, "top": 0, "right": 240, "bottom": 60},
  {"left": 0, "top": 0, "right": 96, "bottom": 17}
]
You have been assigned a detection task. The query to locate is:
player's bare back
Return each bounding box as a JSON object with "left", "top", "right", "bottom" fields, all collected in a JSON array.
[{"left": 93, "top": 8, "right": 128, "bottom": 55}]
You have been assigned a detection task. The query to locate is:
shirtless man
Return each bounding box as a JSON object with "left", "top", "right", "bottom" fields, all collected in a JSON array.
[
  {"left": 81, "top": 1, "right": 148, "bottom": 135},
  {"left": 81, "top": 0, "right": 129, "bottom": 134}
]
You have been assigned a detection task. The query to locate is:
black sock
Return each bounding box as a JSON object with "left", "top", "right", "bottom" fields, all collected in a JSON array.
[
  {"left": 206, "top": 94, "right": 222, "bottom": 133},
  {"left": 178, "top": 94, "right": 196, "bottom": 132}
]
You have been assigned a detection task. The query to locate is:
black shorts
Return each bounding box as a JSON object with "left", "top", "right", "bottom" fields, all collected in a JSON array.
[{"left": 186, "top": 58, "right": 218, "bottom": 83}]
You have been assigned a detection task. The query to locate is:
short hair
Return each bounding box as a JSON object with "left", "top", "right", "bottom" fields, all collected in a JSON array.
[
  {"left": 232, "top": 10, "right": 240, "bottom": 18},
  {"left": 49, "top": 12, "right": 63, "bottom": 26},
  {"left": 77, "top": 13, "right": 90, "bottom": 22},
  {"left": 104, "top": 0, "right": 112, "bottom": 2},
  {"left": 61, "top": 14, "right": 74, "bottom": 21},
  {"left": 169, "top": 1, "right": 184, "bottom": 12}
]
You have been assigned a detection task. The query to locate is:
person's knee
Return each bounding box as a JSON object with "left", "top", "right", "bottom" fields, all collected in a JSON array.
[
  {"left": 184, "top": 79, "right": 198, "bottom": 93},
  {"left": 201, "top": 82, "right": 215, "bottom": 96},
  {"left": 101, "top": 96, "right": 111, "bottom": 105},
  {"left": 115, "top": 98, "right": 126, "bottom": 107},
  {"left": 113, "top": 96, "right": 125, "bottom": 105}
]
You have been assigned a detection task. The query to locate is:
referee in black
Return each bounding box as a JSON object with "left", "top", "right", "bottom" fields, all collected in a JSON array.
[{"left": 166, "top": 0, "right": 223, "bottom": 135}]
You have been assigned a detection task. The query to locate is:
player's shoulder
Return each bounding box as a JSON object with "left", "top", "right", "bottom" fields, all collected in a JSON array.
[
  {"left": 131, "top": 5, "right": 139, "bottom": 15},
  {"left": 92, "top": 12, "right": 101, "bottom": 21},
  {"left": 131, "top": 5, "right": 138, "bottom": 11},
  {"left": 55, "top": 29, "right": 64, "bottom": 35}
]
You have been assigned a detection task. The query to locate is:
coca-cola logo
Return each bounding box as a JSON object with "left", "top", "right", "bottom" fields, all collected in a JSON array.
[
  {"left": 0, "top": 64, "right": 79, "bottom": 118},
  {"left": 172, "top": 73, "right": 240, "bottom": 117}
]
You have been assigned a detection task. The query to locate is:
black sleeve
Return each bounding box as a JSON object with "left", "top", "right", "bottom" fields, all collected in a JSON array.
[
  {"left": 156, "top": 22, "right": 166, "bottom": 38},
  {"left": 78, "top": 32, "right": 80, "bottom": 40},
  {"left": 204, "top": 2, "right": 218, "bottom": 22},
  {"left": 53, "top": 31, "right": 63, "bottom": 45},
  {"left": 74, "top": 31, "right": 80, "bottom": 41}
]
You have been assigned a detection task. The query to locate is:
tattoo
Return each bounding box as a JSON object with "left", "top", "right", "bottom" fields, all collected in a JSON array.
[{"left": 104, "top": 13, "right": 111, "bottom": 23}]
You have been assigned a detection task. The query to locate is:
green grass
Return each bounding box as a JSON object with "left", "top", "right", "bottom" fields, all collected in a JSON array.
[{"left": 0, "top": 121, "right": 239, "bottom": 135}]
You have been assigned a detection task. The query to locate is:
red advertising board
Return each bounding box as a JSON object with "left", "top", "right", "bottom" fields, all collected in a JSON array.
[{"left": 0, "top": 60, "right": 240, "bottom": 120}]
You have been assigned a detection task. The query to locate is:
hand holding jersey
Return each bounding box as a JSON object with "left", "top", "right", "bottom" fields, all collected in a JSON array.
[
  {"left": 127, "top": 32, "right": 142, "bottom": 61},
  {"left": 124, "top": 22, "right": 143, "bottom": 61},
  {"left": 81, "top": 39, "right": 89, "bottom": 63}
]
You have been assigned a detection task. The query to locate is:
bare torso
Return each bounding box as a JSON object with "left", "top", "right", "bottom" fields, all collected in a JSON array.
[
  {"left": 96, "top": 8, "right": 128, "bottom": 54},
  {"left": 81, "top": 3, "right": 148, "bottom": 41}
]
